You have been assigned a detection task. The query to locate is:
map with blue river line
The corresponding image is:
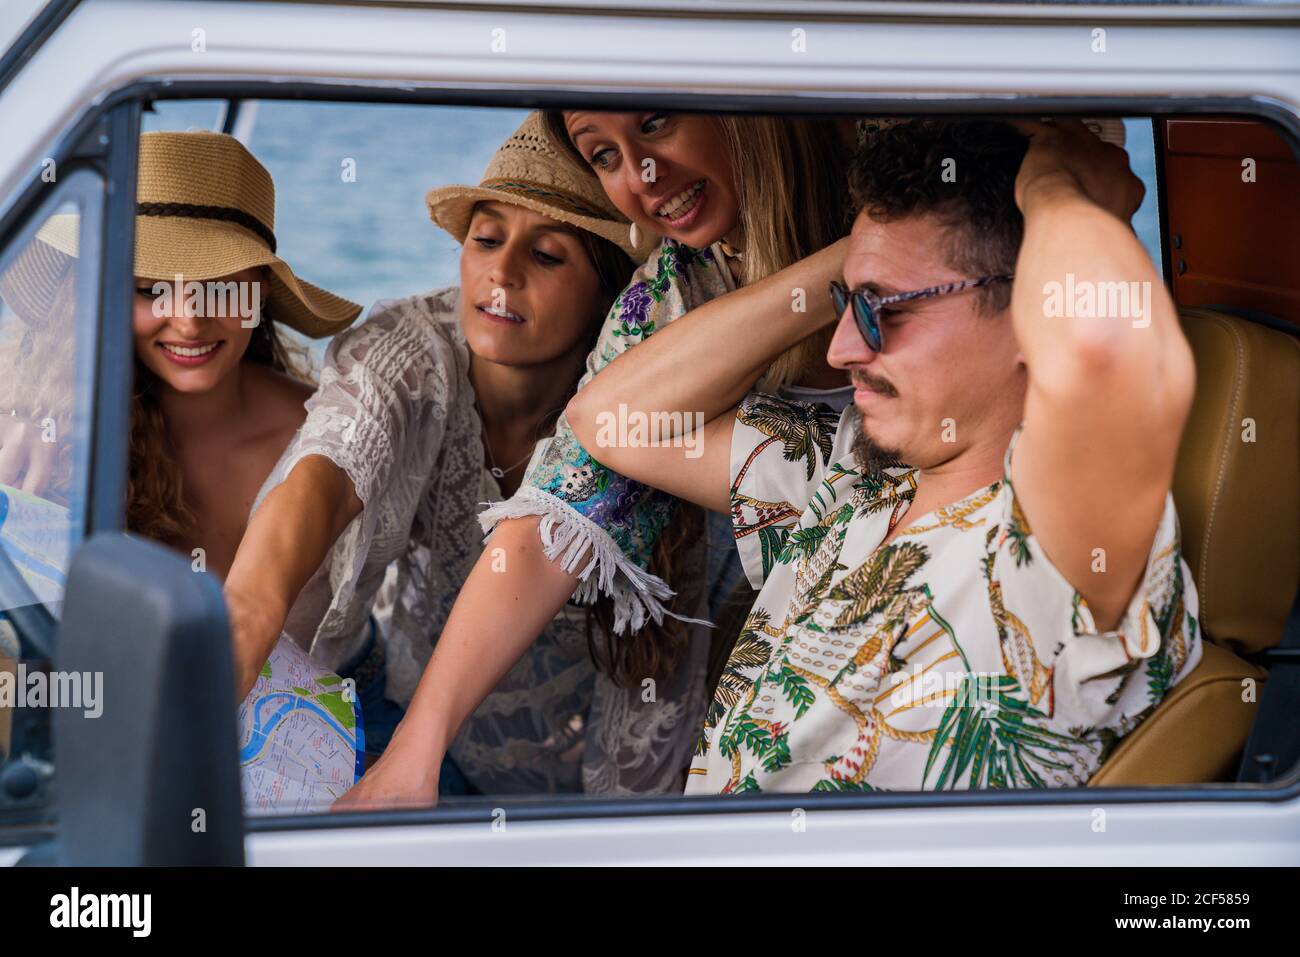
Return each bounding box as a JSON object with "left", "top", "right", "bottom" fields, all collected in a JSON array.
[{"left": 239, "top": 638, "right": 363, "bottom": 814}]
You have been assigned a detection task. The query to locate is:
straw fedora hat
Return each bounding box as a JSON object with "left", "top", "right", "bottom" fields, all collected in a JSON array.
[
  {"left": 425, "top": 111, "right": 659, "bottom": 262},
  {"left": 25, "top": 131, "right": 362, "bottom": 338}
]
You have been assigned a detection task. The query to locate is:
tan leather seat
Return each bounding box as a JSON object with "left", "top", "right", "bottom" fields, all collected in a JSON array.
[{"left": 1090, "top": 308, "right": 1300, "bottom": 786}]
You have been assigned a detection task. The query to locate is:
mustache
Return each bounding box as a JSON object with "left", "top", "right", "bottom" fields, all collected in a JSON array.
[{"left": 850, "top": 370, "right": 898, "bottom": 398}]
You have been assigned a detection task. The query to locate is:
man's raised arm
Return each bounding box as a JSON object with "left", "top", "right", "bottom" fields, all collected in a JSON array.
[{"left": 1009, "top": 120, "right": 1196, "bottom": 631}]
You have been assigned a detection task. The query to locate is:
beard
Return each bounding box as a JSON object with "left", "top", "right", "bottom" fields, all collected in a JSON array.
[{"left": 846, "top": 405, "right": 907, "bottom": 474}]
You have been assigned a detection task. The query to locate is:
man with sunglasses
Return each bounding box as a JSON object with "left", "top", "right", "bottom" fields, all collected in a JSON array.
[{"left": 568, "top": 118, "right": 1201, "bottom": 793}]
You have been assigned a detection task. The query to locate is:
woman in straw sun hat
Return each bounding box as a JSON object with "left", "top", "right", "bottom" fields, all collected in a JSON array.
[
  {"left": 1, "top": 130, "right": 365, "bottom": 808},
  {"left": 224, "top": 111, "right": 714, "bottom": 798},
  {"left": 0, "top": 130, "right": 362, "bottom": 559},
  {"left": 124, "top": 131, "right": 362, "bottom": 560}
]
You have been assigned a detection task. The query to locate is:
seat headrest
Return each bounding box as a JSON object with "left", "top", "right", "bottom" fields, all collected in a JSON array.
[{"left": 1174, "top": 308, "right": 1299, "bottom": 655}]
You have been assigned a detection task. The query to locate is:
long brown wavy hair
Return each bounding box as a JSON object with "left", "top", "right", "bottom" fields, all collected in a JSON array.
[
  {"left": 126, "top": 312, "right": 304, "bottom": 543},
  {"left": 547, "top": 111, "right": 851, "bottom": 687}
]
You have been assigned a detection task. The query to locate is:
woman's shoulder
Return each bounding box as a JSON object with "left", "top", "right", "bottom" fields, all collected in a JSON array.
[
  {"left": 635, "top": 238, "right": 724, "bottom": 283},
  {"left": 353, "top": 286, "right": 461, "bottom": 339},
  {"left": 623, "top": 238, "right": 732, "bottom": 310},
  {"left": 330, "top": 286, "right": 465, "bottom": 373},
  {"left": 241, "top": 362, "right": 315, "bottom": 440},
  {"left": 602, "top": 240, "right": 730, "bottom": 346}
]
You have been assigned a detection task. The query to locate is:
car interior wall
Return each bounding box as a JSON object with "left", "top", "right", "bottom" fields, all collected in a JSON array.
[{"left": 1162, "top": 117, "right": 1300, "bottom": 328}]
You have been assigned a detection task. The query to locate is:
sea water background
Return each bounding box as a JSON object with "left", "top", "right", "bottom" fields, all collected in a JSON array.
[
  {"left": 146, "top": 100, "right": 530, "bottom": 339},
  {"left": 146, "top": 101, "right": 1163, "bottom": 360}
]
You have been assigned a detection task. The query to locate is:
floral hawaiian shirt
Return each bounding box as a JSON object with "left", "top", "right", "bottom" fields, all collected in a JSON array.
[{"left": 686, "top": 393, "right": 1203, "bottom": 794}]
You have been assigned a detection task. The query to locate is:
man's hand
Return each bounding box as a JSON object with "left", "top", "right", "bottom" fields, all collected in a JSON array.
[{"left": 1011, "top": 119, "right": 1144, "bottom": 224}]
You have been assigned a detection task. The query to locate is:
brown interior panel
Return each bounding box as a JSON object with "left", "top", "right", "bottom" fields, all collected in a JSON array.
[{"left": 1163, "top": 118, "right": 1300, "bottom": 328}]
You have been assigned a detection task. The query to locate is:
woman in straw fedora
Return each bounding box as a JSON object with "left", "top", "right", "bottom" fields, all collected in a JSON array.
[
  {"left": 339, "top": 111, "right": 857, "bottom": 809},
  {"left": 224, "top": 111, "right": 717, "bottom": 796}
]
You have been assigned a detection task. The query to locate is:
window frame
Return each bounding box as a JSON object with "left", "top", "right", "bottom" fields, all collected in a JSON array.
[
  {"left": 0, "top": 99, "right": 139, "bottom": 542},
  {"left": 4, "top": 78, "right": 1295, "bottom": 841},
  {"left": 0, "top": 103, "right": 139, "bottom": 835},
  {"left": 0, "top": 167, "right": 101, "bottom": 616}
]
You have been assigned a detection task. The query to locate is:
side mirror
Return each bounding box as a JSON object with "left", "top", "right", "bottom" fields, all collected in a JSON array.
[{"left": 53, "top": 532, "right": 244, "bottom": 865}]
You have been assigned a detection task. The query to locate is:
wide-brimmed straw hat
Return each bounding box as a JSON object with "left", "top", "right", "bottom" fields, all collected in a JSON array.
[
  {"left": 21, "top": 131, "right": 362, "bottom": 338},
  {"left": 0, "top": 230, "right": 77, "bottom": 331},
  {"left": 425, "top": 111, "right": 658, "bottom": 262}
]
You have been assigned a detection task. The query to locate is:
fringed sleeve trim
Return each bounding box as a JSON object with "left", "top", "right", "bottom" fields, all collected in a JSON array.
[{"left": 478, "top": 485, "right": 712, "bottom": 635}]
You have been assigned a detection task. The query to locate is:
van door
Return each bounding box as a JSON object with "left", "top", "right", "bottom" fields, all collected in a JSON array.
[{"left": 0, "top": 102, "right": 243, "bottom": 865}]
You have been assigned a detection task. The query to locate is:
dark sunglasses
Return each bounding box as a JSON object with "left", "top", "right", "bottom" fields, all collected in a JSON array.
[{"left": 829, "top": 274, "right": 1014, "bottom": 352}]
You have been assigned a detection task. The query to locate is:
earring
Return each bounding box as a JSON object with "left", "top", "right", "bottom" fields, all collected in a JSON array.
[{"left": 629, "top": 221, "right": 642, "bottom": 249}]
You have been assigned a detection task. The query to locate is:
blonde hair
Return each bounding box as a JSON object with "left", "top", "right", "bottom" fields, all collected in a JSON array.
[
  {"left": 716, "top": 114, "right": 849, "bottom": 389},
  {"left": 543, "top": 111, "right": 850, "bottom": 687}
]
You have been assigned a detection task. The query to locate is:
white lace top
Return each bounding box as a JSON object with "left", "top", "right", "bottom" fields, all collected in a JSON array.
[{"left": 252, "top": 288, "right": 709, "bottom": 796}]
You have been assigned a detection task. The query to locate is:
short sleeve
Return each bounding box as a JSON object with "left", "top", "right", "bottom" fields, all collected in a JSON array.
[
  {"left": 729, "top": 392, "right": 856, "bottom": 589},
  {"left": 269, "top": 293, "right": 456, "bottom": 510},
  {"left": 478, "top": 241, "right": 732, "bottom": 633},
  {"left": 993, "top": 430, "right": 1203, "bottom": 741}
]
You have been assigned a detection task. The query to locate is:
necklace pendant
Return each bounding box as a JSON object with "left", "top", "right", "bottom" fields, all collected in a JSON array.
[
  {"left": 489, "top": 466, "right": 505, "bottom": 479},
  {"left": 718, "top": 239, "right": 744, "bottom": 262}
]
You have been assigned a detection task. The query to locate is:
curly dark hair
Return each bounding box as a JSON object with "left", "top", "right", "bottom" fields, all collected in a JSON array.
[{"left": 848, "top": 120, "right": 1029, "bottom": 313}]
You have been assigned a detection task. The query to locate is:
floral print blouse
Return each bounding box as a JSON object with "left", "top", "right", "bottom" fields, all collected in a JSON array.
[
  {"left": 478, "top": 238, "right": 736, "bottom": 633},
  {"left": 686, "top": 393, "right": 1203, "bottom": 794}
]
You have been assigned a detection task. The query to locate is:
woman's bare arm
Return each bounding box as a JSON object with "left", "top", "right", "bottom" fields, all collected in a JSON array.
[
  {"left": 333, "top": 514, "right": 578, "bottom": 808},
  {"left": 567, "top": 238, "right": 847, "bottom": 509},
  {"left": 224, "top": 454, "right": 362, "bottom": 699}
]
